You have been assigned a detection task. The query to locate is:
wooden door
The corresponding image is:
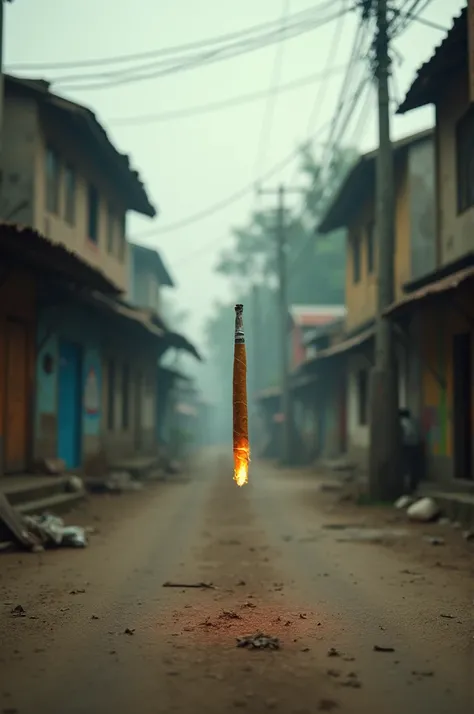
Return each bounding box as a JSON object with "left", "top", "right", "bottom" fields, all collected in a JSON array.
[{"left": 4, "top": 320, "right": 29, "bottom": 473}]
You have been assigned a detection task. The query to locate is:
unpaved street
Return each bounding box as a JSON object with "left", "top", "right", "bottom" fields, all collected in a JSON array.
[{"left": 0, "top": 450, "right": 473, "bottom": 714}]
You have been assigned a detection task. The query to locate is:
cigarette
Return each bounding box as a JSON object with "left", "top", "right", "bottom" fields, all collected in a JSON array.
[{"left": 233, "top": 304, "right": 249, "bottom": 486}]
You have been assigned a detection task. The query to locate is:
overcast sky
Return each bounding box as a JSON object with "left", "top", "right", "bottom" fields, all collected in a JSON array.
[{"left": 4, "top": 0, "right": 465, "bottom": 351}]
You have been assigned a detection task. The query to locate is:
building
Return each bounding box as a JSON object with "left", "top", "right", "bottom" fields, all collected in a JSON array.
[
  {"left": 2, "top": 74, "right": 156, "bottom": 292},
  {"left": 0, "top": 224, "right": 124, "bottom": 475},
  {"left": 128, "top": 243, "right": 174, "bottom": 314},
  {"left": 288, "top": 304, "right": 346, "bottom": 369},
  {"left": 388, "top": 6, "right": 474, "bottom": 493},
  {"left": 0, "top": 75, "right": 200, "bottom": 474},
  {"left": 311, "top": 128, "right": 436, "bottom": 471}
]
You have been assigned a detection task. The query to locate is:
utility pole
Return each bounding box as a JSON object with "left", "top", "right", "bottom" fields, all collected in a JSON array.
[
  {"left": 0, "top": 1, "right": 6, "bottom": 218},
  {"left": 251, "top": 283, "right": 261, "bottom": 398},
  {"left": 366, "top": 0, "right": 402, "bottom": 499},
  {"left": 258, "top": 183, "right": 305, "bottom": 465}
]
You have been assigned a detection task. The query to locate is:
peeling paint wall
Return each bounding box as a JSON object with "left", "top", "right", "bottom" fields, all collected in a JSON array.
[{"left": 408, "top": 139, "right": 437, "bottom": 281}]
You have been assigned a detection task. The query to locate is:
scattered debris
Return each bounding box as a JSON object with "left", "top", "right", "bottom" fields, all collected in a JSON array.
[
  {"left": 440, "top": 614, "right": 455, "bottom": 619},
  {"left": 241, "top": 601, "right": 256, "bottom": 609},
  {"left": 327, "top": 669, "right": 341, "bottom": 678},
  {"left": 373, "top": 645, "right": 395, "bottom": 653},
  {"left": 412, "top": 670, "right": 434, "bottom": 678},
  {"left": 24, "top": 513, "right": 88, "bottom": 548},
  {"left": 124, "top": 627, "right": 135, "bottom": 635},
  {"left": 70, "top": 589, "right": 86, "bottom": 595},
  {"left": 162, "top": 581, "right": 215, "bottom": 590},
  {"left": 423, "top": 536, "right": 445, "bottom": 546},
  {"left": 0, "top": 493, "right": 41, "bottom": 550},
  {"left": 327, "top": 647, "right": 341, "bottom": 658},
  {"left": 236, "top": 580, "right": 246, "bottom": 586},
  {"left": 318, "top": 699, "right": 339, "bottom": 711},
  {"left": 340, "top": 678, "right": 361, "bottom": 689},
  {"left": 463, "top": 530, "right": 474, "bottom": 542},
  {"left": 220, "top": 610, "right": 241, "bottom": 620},
  {"left": 66, "top": 475, "right": 85, "bottom": 494},
  {"left": 236, "top": 633, "right": 280, "bottom": 650},
  {"left": 11, "top": 605, "right": 26, "bottom": 618},
  {"left": 84, "top": 471, "right": 143, "bottom": 495},
  {"left": 406, "top": 497, "right": 440, "bottom": 523},
  {"left": 394, "top": 495, "right": 415, "bottom": 510}
]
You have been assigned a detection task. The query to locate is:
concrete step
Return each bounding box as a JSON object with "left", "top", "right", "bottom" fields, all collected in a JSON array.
[
  {"left": 0, "top": 475, "right": 85, "bottom": 516},
  {"left": 420, "top": 487, "right": 474, "bottom": 530},
  {"left": 17, "top": 491, "right": 85, "bottom": 516}
]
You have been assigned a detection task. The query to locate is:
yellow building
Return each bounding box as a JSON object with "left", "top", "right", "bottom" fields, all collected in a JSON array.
[
  {"left": 316, "top": 130, "right": 436, "bottom": 470},
  {"left": 389, "top": 6, "right": 474, "bottom": 490}
]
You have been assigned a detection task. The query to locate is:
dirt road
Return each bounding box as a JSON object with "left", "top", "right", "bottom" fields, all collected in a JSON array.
[{"left": 0, "top": 450, "right": 472, "bottom": 714}]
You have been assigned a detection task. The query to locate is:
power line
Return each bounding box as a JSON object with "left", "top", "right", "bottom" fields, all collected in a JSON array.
[
  {"left": 252, "top": 0, "right": 292, "bottom": 182},
  {"left": 51, "top": 8, "right": 353, "bottom": 91},
  {"left": 7, "top": 1, "right": 337, "bottom": 72},
  {"left": 108, "top": 64, "right": 350, "bottom": 126},
  {"left": 133, "top": 116, "right": 336, "bottom": 244}
]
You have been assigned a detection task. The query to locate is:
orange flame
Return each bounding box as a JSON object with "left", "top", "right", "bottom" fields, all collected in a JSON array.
[{"left": 233, "top": 442, "right": 250, "bottom": 487}]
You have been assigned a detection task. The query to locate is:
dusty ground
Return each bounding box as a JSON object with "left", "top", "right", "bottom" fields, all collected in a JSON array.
[{"left": 0, "top": 450, "right": 472, "bottom": 714}]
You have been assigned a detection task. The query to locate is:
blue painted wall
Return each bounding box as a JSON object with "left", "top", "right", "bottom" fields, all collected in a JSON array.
[{"left": 35, "top": 305, "right": 103, "bottom": 463}]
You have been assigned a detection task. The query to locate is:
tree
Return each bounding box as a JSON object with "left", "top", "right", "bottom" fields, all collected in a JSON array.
[{"left": 204, "top": 142, "right": 358, "bottom": 415}]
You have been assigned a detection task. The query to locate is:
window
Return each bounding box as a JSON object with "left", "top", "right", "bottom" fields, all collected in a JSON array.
[
  {"left": 64, "top": 165, "right": 76, "bottom": 225},
  {"left": 366, "top": 221, "right": 375, "bottom": 274},
  {"left": 106, "top": 205, "right": 114, "bottom": 254},
  {"left": 45, "top": 146, "right": 60, "bottom": 214},
  {"left": 356, "top": 369, "right": 368, "bottom": 425},
  {"left": 456, "top": 107, "right": 474, "bottom": 214},
  {"left": 122, "top": 364, "right": 130, "bottom": 429},
  {"left": 107, "top": 359, "right": 115, "bottom": 430},
  {"left": 87, "top": 184, "right": 99, "bottom": 243},
  {"left": 352, "top": 231, "right": 361, "bottom": 283}
]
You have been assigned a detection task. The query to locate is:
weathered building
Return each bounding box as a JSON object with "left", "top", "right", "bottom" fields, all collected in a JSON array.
[
  {"left": 0, "top": 224, "right": 119, "bottom": 476},
  {"left": 313, "top": 129, "right": 436, "bottom": 470},
  {"left": 2, "top": 74, "right": 156, "bottom": 291},
  {"left": 390, "top": 6, "right": 474, "bottom": 492}
]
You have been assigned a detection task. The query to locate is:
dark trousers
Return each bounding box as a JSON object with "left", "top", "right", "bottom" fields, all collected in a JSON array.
[{"left": 403, "top": 443, "right": 419, "bottom": 494}]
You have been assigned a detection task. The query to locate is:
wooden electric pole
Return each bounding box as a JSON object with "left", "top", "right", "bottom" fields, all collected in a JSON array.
[
  {"left": 366, "top": 0, "right": 402, "bottom": 499},
  {"left": 258, "top": 184, "right": 305, "bottom": 465}
]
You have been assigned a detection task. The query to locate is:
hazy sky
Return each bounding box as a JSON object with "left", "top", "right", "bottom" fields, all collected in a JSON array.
[{"left": 4, "top": 0, "right": 465, "bottom": 351}]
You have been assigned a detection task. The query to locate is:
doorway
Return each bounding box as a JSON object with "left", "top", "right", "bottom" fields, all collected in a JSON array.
[
  {"left": 452, "top": 332, "right": 473, "bottom": 480},
  {"left": 58, "top": 340, "right": 82, "bottom": 469},
  {"left": 134, "top": 370, "right": 143, "bottom": 452},
  {"left": 4, "top": 320, "right": 29, "bottom": 473}
]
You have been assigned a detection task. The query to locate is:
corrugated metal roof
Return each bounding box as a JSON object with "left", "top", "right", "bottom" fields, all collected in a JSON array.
[
  {"left": 301, "top": 326, "right": 374, "bottom": 368},
  {"left": 289, "top": 304, "right": 346, "bottom": 327},
  {"left": 0, "top": 222, "right": 120, "bottom": 294},
  {"left": 384, "top": 265, "right": 474, "bottom": 317},
  {"left": 129, "top": 243, "right": 174, "bottom": 287},
  {"left": 318, "top": 128, "right": 433, "bottom": 234},
  {"left": 5, "top": 74, "right": 157, "bottom": 218},
  {"left": 398, "top": 8, "right": 467, "bottom": 114}
]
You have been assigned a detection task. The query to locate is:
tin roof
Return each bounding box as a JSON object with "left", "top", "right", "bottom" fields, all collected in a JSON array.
[
  {"left": 301, "top": 326, "right": 374, "bottom": 369},
  {"left": 129, "top": 242, "right": 174, "bottom": 287},
  {"left": 6, "top": 74, "right": 156, "bottom": 218},
  {"left": 289, "top": 304, "right": 346, "bottom": 327},
  {"left": 384, "top": 264, "right": 474, "bottom": 318},
  {"left": 0, "top": 222, "right": 120, "bottom": 294},
  {"left": 318, "top": 129, "right": 433, "bottom": 234},
  {"left": 398, "top": 8, "right": 467, "bottom": 114}
]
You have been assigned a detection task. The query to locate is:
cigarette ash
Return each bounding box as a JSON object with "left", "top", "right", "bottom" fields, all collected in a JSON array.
[{"left": 237, "top": 633, "right": 280, "bottom": 650}]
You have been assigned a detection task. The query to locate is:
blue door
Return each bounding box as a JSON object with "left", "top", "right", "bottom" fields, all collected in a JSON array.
[{"left": 58, "top": 341, "right": 82, "bottom": 469}]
